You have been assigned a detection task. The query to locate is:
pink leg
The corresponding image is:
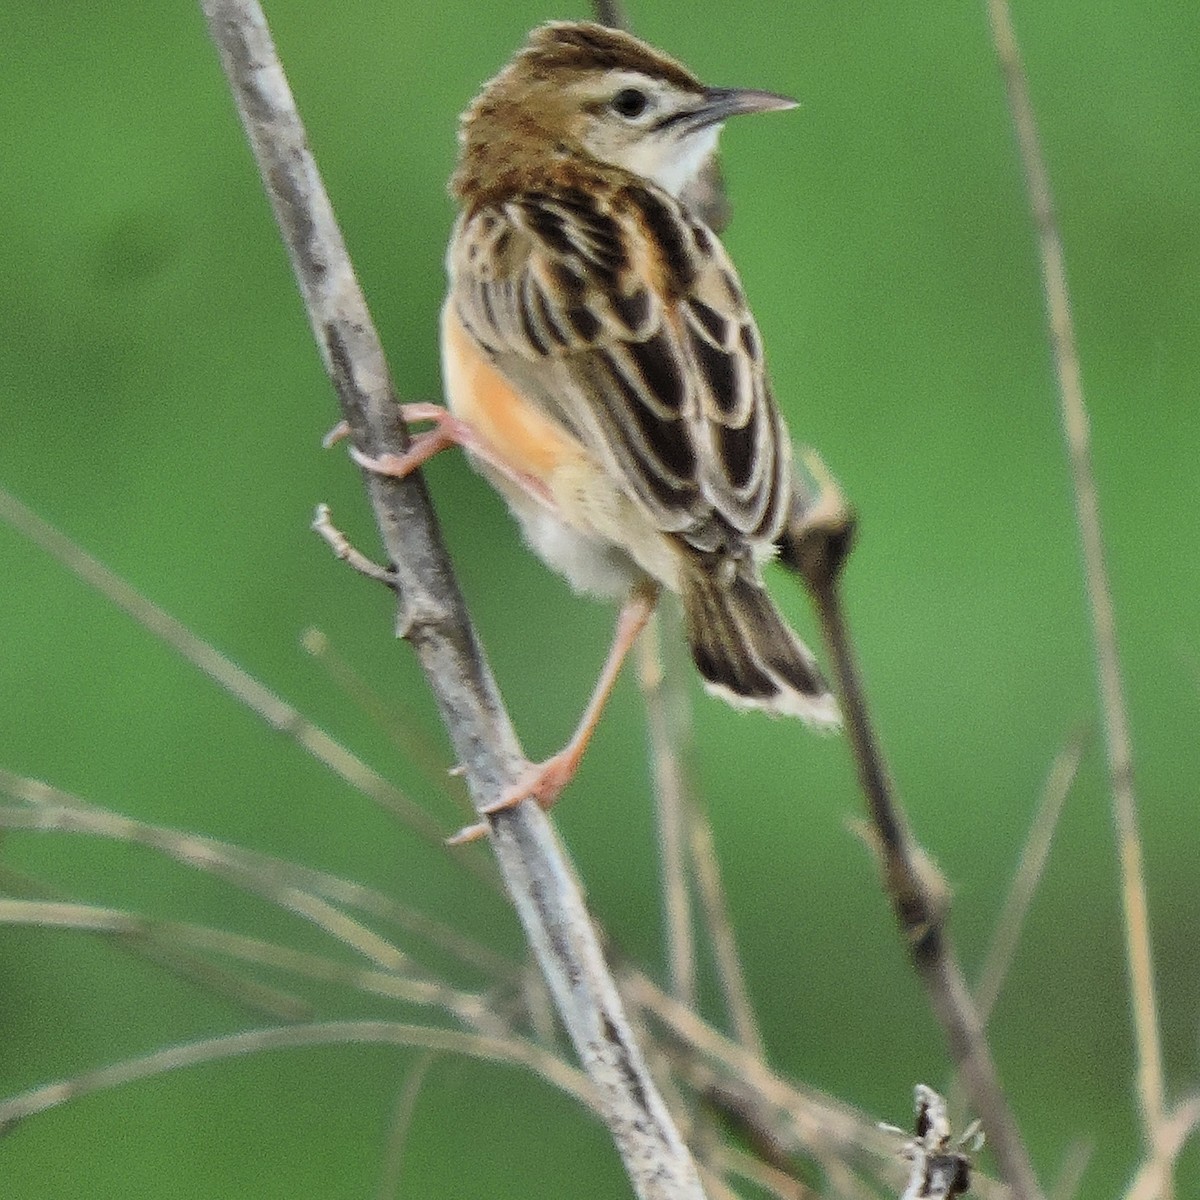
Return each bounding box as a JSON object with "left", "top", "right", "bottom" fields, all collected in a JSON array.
[
  {"left": 331, "top": 405, "right": 554, "bottom": 509},
  {"left": 448, "top": 585, "right": 661, "bottom": 845}
]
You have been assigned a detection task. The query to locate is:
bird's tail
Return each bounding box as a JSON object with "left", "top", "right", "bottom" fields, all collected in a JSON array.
[{"left": 681, "top": 558, "right": 840, "bottom": 727}]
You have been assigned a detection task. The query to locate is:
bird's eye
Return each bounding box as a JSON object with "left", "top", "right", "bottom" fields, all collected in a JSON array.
[{"left": 610, "top": 88, "right": 649, "bottom": 119}]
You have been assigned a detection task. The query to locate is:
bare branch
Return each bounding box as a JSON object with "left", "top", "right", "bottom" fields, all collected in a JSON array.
[
  {"left": 1048, "top": 1140, "right": 1093, "bottom": 1200},
  {"left": 0, "top": 770, "right": 515, "bottom": 981},
  {"left": 974, "top": 732, "right": 1085, "bottom": 1024},
  {"left": 1124, "top": 1097, "right": 1200, "bottom": 1200},
  {"left": 375, "top": 1052, "right": 438, "bottom": 1200},
  {"left": 638, "top": 615, "right": 697, "bottom": 1009},
  {"left": 684, "top": 788, "right": 764, "bottom": 1059},
  {"left": 0, "top": 1022, "right": 596, "bottom": 1135},
  {"left": 0, "top": 486, "right": 450, "bottom": 851},
  {"left": 711, "top": 1142, "right": 817, "bottom": 1200},
  {"left": 312, "top": 503, "right": 398, "bottom": 587},
  {"left": 778, "top": 462, "right": 1042, "bottom": 1200},
  {"left": 0, "top": 899, "right": 506, "bottom": 1036},
  {"left": 981, "top": 2, "right": 1167, "bottom": 1188},
  {"left": 197, "top": 3, "right": 705, "bottom": 1195},
  {"left": 591, "top": 0, "right": 630, "bottom": 31}
]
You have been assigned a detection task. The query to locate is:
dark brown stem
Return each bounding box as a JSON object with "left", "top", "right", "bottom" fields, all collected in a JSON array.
[
  {"left": 591, "top": 0, "right": 630, "bottom": 31},
  {"left": 780, "top": 481, "right": 1044, "bottom": 1200}
]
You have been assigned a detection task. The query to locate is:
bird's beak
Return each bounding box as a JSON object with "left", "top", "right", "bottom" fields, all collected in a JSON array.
[{"left": 690, "top": 85, "right": 798, "bottom": 129}]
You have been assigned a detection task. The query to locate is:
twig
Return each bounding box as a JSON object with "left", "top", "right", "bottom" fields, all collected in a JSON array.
[
  {"left": 974, "top": 732, "right": 1085, "bottom": 1025},
  {"left": 684, "top": 787, "right": 765, "bottom": 1060},
  {"left": 627, "top": 973, "right": 898, "bottom": 1169},
  {"left": 0, "top": 486, "right": 450, "bottom": 852},
  {"left": 630, "top": 970, "right": 1012, "bottom": 1199},
  {"left": 981, "top": 2, "right": 1168, "bottom": 1189},
  {"left": 777, "top": 469, "right": 1042, "bottom": 1200},
  {"left": 636, "top": 609, "right": 764, "bottom": 1057},
  {"left": 300, "top": 625, "right": 463, "bottom": 802},
  {"left": 198, "top": 4, "right": 705, "bottom": 1196},
  {"left": 1123, "top": 1097, "right": 1200, "bottom": 1200},
  {"left": 694, "top": 1165, "right": 744, "bottom": 1200},
  {"left": 312, "top": 502, "right": 397, "bottom": 586},
  {"left": 0, "top": 898, "right": 508, "bottom": 1035},
  {"left": 0, "top": 867, "right": 312, "bottom": 1023},
  {"left": 711, "top": 1142, "right": 817, "bottom": 1200},
  {"left": 948, "top": 733, "right": 1083, "bottom": 1121},
  {"left": 0, "top": 770, "right": 516, "bottom": 981},
  {"left": 690, "top": 1070, "right": 882, "bottom": 1200},
  {"left": 375, "top": 1051, "right": 438, "bottom": 1200},
  {"left": 0, "top": 1022, "right": 595, "bottom": 1134},
  {"left": 1048, "top": 1140, "right": 1093, "bottom": 1200},
  {"left": 638, "top": 614, "right": 697, "bottom": 1010},
  {"left": 0, "top": 790, "right": 418, "bottom": 974}
]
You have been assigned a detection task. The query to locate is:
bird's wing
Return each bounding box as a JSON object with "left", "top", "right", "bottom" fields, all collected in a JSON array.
[{"left": 448, "top": 184, "right": 791, "bottom": 553}]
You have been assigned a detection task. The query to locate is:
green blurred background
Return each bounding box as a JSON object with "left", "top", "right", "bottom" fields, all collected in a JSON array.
[{"left": 2, "top": 1, "right": 1197, "bottom": 1196}]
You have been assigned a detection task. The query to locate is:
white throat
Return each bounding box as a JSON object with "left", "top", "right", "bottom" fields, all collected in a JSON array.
[{"left": 637, "top": 126, "right": 721, "bottom": 199}]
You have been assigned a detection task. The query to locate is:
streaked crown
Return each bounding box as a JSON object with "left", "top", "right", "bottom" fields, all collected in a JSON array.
[{"left": 452, "top": 22, "right": 795, "bottom": 206}]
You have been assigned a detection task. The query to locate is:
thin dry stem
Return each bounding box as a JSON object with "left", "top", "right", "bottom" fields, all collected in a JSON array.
[
  {"left": 0, "top": 867, "right": 312, "bottom": 1022},
  {"left": 301, "top": 624, "right": 463, "bottom": 801},
  {"left": 375, "top": 1051, "right": 438, "bottom": 1200},
  {"left": 778, "top": 476, "right": 1040, "bottom": 1200},
  {"left": 694, "top": 1165, "right": 744, "bottom": 1200},
  {"left": 625, "top": 973, "right": 900, "bottom": 1176},
  {"left": 0, "top": 1022, "right": 595, "bottom": 1134},
  {"left": 683, "top": 787, "right": 765, "bottom": 1060},
  {"left": 947, "top": 733, "right": 1083, "bottom": 1122},
  {"left": 312, "top": 502, "right": 398, "bottom": 585},
  {"left": 711, "top": 1142, "right": 817, "bottom": 1200},
  {"left": 636, "top": 608, "right": 764, "bottom": 1058},
  {"left": 0, "top": 772, "right": 517, "bottom": 982},
  {"left": 0, "top": 899, "right": 507, "bottom": 1035},
  {"left": 198, "top": 4, "right": 705, "bottom": 1195},
  {"left": 974, "top": 733, "right": 1084, "bottom": 1025},
  {"left": 0, "top": 789, "right": 413, "bottom": 974},
  {"left": 638, "top": 614, "right": 697, "bottom": 1009},
  {"left": 1048, "top": 1140, "right": 1093, "bottom": 1200},
  {"left": 0, "top": 486, "right": 451, "bottom": 852},
  {"left": 1124, "top": 1097, "right": 1200, "bottom": 1200},
  {"left": 981, "top": 0, "right": 1167, "bottom": 1187}
]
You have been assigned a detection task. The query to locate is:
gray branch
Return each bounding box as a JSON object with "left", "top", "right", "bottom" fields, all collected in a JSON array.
[{"left": 197, "top": 3, "right": 705, "bottom": 1196}]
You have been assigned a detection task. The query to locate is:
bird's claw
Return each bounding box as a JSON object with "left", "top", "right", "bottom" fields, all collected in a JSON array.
[{"left": 445, "top": 752, "right": 577, "bottom": 846}]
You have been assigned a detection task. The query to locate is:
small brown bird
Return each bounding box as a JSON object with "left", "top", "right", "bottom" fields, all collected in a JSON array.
[{"left": 355, "top": 22, "right": 839, "bottom": 838}]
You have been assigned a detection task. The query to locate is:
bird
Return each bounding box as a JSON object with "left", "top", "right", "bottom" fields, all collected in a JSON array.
[{"left": 350, "top": 21, "right": 840, "bottom": 840}]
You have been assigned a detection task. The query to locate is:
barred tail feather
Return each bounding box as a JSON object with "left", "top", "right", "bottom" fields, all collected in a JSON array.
[{"left": 682, "top": 563, "right": 840, "bottom": 727}]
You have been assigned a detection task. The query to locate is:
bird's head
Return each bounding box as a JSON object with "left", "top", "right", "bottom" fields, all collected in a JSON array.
[{"left": 453, "top": 22, "right": 796, "bottom": 203}]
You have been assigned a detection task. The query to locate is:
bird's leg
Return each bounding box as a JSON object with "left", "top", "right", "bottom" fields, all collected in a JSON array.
[
  {"left": 448, "top": 582, "right": 660, "bottom": 845},
  {"left": 326, "top": 406, "right": 555, "bottom": 509}
]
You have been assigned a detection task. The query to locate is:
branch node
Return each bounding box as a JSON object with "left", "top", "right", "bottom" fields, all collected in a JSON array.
[
  {"left": 848, "top": 818, "right": 951, "bottom": 951},
  {"left": 776, "top": 448, "right": 857, "bottom": 594}
]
